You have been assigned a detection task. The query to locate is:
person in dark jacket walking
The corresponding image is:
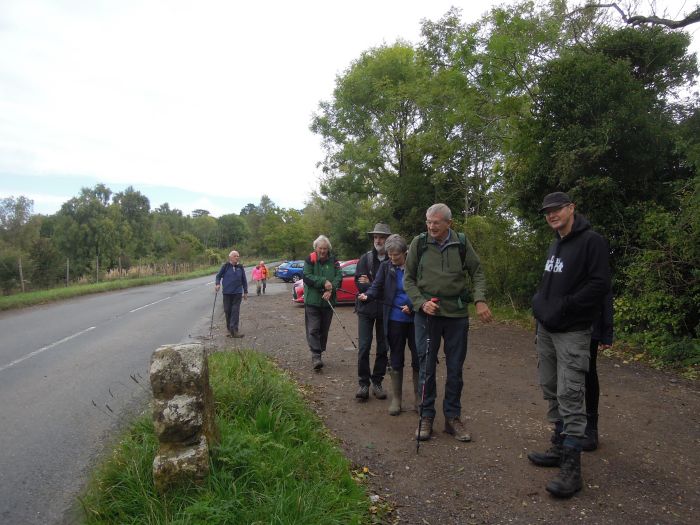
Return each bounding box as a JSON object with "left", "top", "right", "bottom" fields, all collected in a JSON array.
[
  {"left": 528, "top": 192, "right": 611, "bottom": 499},
  {"left": 215, "top": 250, "right": 248, "bottom": 338},
  {"left": 303, "top": 235, "right": 343, "bottom": 370},
  {"left": 582, "top": 290, "right": 613, "bottom": 451},
  {"left": 358, "top": 234, "right": 419, "bottom": 416},
  {"left": 354, "top": 223, "right": 391, "bottom": 401}
]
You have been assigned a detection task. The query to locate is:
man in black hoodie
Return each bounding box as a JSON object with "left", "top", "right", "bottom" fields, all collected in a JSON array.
[{"left": 528, "top": 192, "right": 611, "bottom": 499}]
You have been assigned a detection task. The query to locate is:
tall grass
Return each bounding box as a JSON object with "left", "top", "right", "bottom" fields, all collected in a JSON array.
[{"left": 79, "top": 351, "right": 369, "bottom": 524}]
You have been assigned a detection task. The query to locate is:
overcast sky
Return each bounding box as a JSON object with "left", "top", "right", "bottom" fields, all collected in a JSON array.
[{"left": 1, "top": 1, "right": 698, "bottom": 217}]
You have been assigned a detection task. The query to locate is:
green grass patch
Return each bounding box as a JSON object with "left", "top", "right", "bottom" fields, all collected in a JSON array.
[
  {"left": 0, "top": 267, "right": 219, "bottom": 312},
  {"left": 79, "top": 350, "right": 370, "bottom": 524}
]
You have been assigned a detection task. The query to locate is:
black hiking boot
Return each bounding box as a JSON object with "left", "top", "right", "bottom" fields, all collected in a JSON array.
[
  {"left": 311, "top": 354, "right": 323, "bottom": 370},
  {"left": 528, "top": 422, "right": 564, "bottom": 467},
  {"left": 581, "top": 414, "right": 599, "bottom": 452},
  {"left": 546, "top": 442, "right": 583, "bottom": 498}
]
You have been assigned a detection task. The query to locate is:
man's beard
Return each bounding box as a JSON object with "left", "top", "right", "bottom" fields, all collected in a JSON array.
[{"left": 374, "top": 242, "right": 386, "bottom": 255}]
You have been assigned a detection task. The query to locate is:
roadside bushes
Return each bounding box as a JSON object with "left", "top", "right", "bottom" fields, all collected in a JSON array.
[{"left": 615, "top": 202, "right": 699, "bottom": 367}]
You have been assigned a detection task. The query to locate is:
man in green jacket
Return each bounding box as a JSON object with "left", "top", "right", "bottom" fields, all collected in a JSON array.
[
  {"left": 303, "top": 235, "right": 343, "bottom": 370},
  {"left": 404, "top": 203, "right": 494, "bottom": 442}
]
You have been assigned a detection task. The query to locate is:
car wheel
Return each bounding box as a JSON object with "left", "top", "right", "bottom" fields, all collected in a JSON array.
[{"left": 292, "top": 274, "right": 302, "bottom": 282}]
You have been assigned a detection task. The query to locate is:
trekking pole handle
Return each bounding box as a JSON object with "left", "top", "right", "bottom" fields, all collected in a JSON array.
[{"left": 422, "top": 297, "right": 440, "bottom": 315}]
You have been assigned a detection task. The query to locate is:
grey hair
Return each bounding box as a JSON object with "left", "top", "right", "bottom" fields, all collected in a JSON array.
[
  {"left": 229, "top": 250, "right": 239, "bottom": 257},
  {"left": 426, "top": 203, "right": 452, "bottom": 221},
  {"left": 313, "top": 235, "right": 332, "bottom": 251},
  {"left": 384, "top": 234, "right": 407, "bottom": 255}
]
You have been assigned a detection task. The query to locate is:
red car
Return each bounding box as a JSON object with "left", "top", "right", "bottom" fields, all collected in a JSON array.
[{"left": 292, "top": 259, "right": 359, "bottom": 304}]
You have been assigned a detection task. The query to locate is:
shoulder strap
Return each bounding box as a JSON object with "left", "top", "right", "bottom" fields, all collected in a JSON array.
[
  {"left": 417, "top": 231, "right": 467, "bottom": 273},
  {"left": 457, "top": 232, "right": 467, "bottom": 266}
]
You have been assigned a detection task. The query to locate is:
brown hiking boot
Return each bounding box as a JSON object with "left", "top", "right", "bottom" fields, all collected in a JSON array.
[
  {"left": 444, "top": 416, "right": 472, "bottom": 442},
  {"left": 415, "top": 417, "right": 433, "bottom": 441},
  {"left": 232, "top": 332, "right": 244, "bottom": 338}
]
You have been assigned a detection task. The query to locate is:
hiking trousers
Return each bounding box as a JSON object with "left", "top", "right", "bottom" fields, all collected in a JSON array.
[
  {"left": 222, "top": 293, "right": 242, "bottom": 334},
  {"left": 357, "top": 313, "right": 388, "bottom": 386},
  {"left": 305, "top": 304, "right": 333, "bottom": 356},
  {"left": 415, "top": 311, "right": 469, "bottom": 419},
  {"left": 536, "top": 323, "right": 591, "bottom": 438}
]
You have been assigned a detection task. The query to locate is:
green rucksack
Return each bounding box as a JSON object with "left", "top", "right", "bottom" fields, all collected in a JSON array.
[{"left": 416, "top": 231, "right": 468, "bottom": 267}]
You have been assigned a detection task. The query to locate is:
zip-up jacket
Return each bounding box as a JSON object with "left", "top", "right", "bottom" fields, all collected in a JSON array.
[
  {"left": 215, "top": 262, "right": 248, "bottom": 295},
  {"left": 532, "top": 214, "right": 611, "bottom": 332},
  {"left": 363, "top": 259, "right": 414, "bottom": 347},
  {"left": 404, "top": 229, "right": 487, "bottom": 318},
  {"left": 354, "top": 248, "right": 385, "bottom": 318},
  {"left": 302, "top": 252, "right": 343, "bottom": 308}
]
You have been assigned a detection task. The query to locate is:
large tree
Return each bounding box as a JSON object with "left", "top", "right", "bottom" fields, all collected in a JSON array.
[
  {"left": 312, "top": 43, "right": 442, "bottom": 233},
  {"left": 113, "top": 186, "right": 152, "bottom": 258},
  {"left": 507, "top": 27, "right": 697, "bottom": 251}
]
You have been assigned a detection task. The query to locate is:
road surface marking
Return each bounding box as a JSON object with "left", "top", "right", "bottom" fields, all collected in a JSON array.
[
  {"left": 0, "top": 326, "right": 97, "bottom": 373},
  {"left": 129, "top": 297, "right": 171, "bottom": 313}
]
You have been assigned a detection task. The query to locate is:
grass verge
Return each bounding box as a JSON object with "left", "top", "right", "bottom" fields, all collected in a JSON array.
[
  {"left": 79, "top": 350, "right": 370, "bottom": 524},
  {"left": 0, "top": 267, "right": 219, "bottom": 312}
]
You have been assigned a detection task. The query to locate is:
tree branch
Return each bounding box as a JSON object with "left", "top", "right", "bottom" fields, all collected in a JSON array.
[{"left": 575, "top": 3, "right": 700, "bottom": 29}]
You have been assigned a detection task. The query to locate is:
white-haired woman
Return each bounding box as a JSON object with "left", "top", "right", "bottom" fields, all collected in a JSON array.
[
  {"left": 303, "top": 235, "right": 343, "bottom": 370},
  {"left": 358, "top": 234, "right": 418, "bottom": 415}
]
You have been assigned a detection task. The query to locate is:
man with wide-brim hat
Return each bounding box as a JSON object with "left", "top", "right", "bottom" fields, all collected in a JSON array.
[{"left": 354, "top": 222, "right": 392, "bottom": 401}]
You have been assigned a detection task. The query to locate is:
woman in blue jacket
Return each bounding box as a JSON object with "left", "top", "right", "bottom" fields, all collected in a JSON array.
[{"left": 358, "top": 234, "right": 418, "bottom": 416}]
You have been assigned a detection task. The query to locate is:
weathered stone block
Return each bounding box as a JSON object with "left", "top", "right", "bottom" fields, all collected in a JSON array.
[
  {"left": 153, "top": 394, "right": 204, "bottom": 443},
  {"left": 150, "top": 343, "right": 209, "bottom": 399},
  {"left": 152, "top": 435, "right": 210, "bottom": 492},
  {"left": 149, "top": 342, "right": 219, "bottom": 493}
]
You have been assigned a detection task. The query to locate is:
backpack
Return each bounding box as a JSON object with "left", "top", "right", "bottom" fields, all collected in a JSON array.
[{"left": 417, "top": 231, "right": 467, "bottom": 267}]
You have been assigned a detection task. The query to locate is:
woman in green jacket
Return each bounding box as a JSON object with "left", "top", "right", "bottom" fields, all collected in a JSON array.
[{"left": 303, "top": 235, "right": 343, "bottom": 370}]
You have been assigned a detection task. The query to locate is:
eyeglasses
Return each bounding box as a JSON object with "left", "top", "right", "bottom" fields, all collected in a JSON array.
[
  {"left": 543, "top": 204, "right": 571, "bottom": 216},
  {"left": 425, "top": 220, "right": 446, "bottom": 227}
]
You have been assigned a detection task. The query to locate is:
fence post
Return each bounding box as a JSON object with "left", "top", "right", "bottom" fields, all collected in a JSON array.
[
  {"left": 66, "top": 258, "right": 70, "bottom": 287},
  {"left": 96, "top": 256, "right": 99, "bottom": 284},
  {"left": 18, "top": 257, "right": 25, "bottom": 293}
]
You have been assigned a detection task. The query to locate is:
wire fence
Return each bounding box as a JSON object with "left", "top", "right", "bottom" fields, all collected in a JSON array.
[{"left": 0, "top": 256, "right": 206, "bottom": 296}]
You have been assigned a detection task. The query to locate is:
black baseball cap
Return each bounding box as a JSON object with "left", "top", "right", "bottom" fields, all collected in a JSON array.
[{"left": 539, "top": 192, "right": 572, "bottom": 213}]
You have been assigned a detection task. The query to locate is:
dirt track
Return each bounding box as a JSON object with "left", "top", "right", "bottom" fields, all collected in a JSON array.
[{"left": 214, "top": 280, "right": 699, "bottom": 524}]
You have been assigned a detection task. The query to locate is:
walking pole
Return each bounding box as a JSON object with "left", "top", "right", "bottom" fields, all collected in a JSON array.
[
  {"left": 326, "top": 298, "right": 358, "bottom": 351},
  {"left": 417, "top": 298, "right": 439, "bottom": 454},
  {"left": 209, "top": 287, "right": 219, "bottom": 339}
]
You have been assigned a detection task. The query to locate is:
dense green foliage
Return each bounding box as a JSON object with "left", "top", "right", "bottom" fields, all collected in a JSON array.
[
  {"left": 309, "top": 2, "right": 699, "bottom": 367},
  {"left": 79, "top": 351, "right": 369, "bottom": 524},
  {"left": 2, "top": 1, "right": 698, "bottom": 365}
]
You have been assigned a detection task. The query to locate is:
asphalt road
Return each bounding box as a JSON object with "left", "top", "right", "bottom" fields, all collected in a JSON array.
[{"left": 0, "top": 274, "right": 224, "bottom": 525}]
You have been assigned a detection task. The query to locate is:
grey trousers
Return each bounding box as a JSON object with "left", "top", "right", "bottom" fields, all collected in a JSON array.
[
  {"left": 305, "top": 304, "right": 333, "bottom": 355},
  {"left": 536, "top": 323, "right": 591, "bottom": 437}
]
